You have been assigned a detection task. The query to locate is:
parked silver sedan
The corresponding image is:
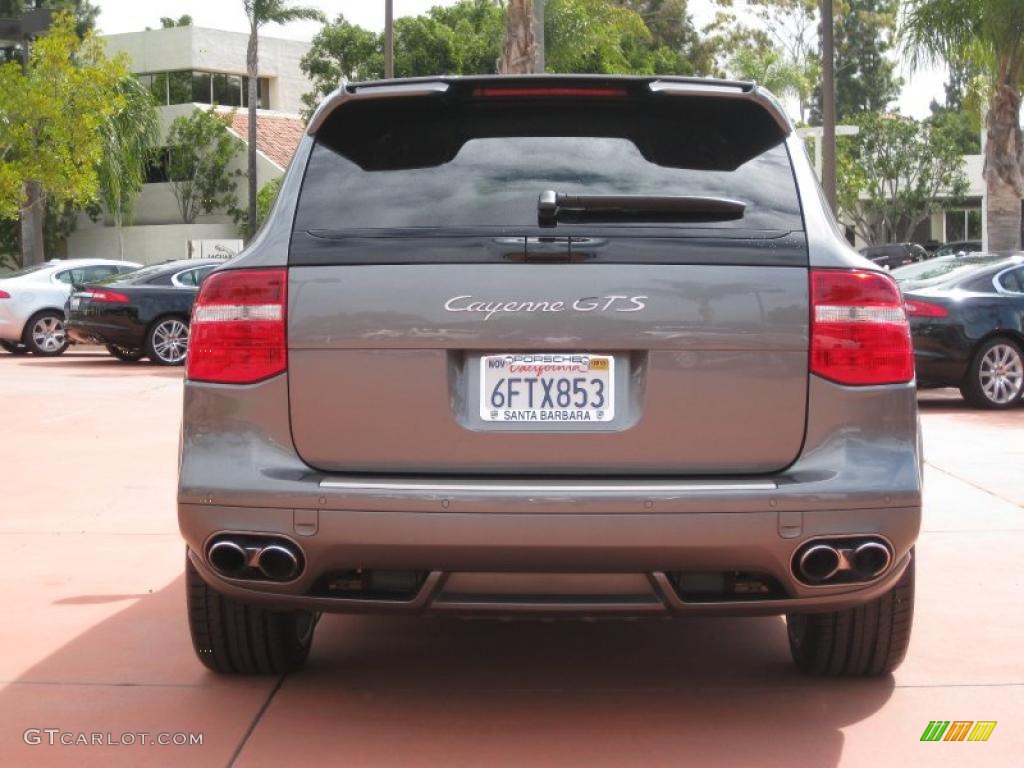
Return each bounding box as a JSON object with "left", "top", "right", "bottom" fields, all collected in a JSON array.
[{"left": 0, "top": 259, "right": 140, "bottom": 355}]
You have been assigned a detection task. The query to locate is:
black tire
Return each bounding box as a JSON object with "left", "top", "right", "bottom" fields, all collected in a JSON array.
[
  {"left": 0, "top": 340, "right": 29, "bottom": 355},
  {"left": 786, "top": 553, "right": 914, "bottom": 677},
  {"left": 106, "top": 344, "right": 145, "bottom": 362},
  {"left": 22, "top": 310, "right": 69, "bottom": 356},
  {"left": 145, "top": 316, "right": 189, "bottom": 366},
  {"left": 960, "top": 337, "right": 1024, "bottom": 409},
  {"left": 186, "top": 553, "right": 315, "bottom": 675}
]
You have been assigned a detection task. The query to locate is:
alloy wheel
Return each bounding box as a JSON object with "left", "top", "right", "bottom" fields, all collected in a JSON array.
[
  {"left": 151, "top": 319, "right": 189, "bottom": 364},
  {"left": 31, "top": 316, "right": 66, "bottom": 354},
  {"left": 979, "top": 343, "right": 1024, "bottom": 405}
]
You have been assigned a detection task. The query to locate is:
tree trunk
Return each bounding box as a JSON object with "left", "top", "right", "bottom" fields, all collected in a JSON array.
[
  {"left": 499, "top": 0, "right": 535, "bottom": 75},
  {"left": 247, "top": 25, "right": 259, "bottom": 241},
  {"left": 20, "top": 182, "right": 45, "bottom": 267},
  {"left": 983, "top": 78, "right": 1023, "bottom": 251},
  {"left": 986, "top": 175, "right": 1022, "bottom": 252}
]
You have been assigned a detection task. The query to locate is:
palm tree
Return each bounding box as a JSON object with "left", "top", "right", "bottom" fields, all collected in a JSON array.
[
  {"left": 96, "top": 75, "right": 161, "bottom": 261},
  {"left": 902, "top": 0, "right": 1024, "bottom": 251},
  {"left": 499, "top": 0, "right": 536, "bottom": 74},
  {"left": 242, "top": 1, "right": 324, "bottom": 240}
]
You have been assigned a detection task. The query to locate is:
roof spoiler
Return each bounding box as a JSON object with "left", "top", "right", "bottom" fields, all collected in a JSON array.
[{"left": 305, "top": 76, "right": 793, "bottom": 137}]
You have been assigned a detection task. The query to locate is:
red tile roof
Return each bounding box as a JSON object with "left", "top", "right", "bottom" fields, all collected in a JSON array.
[{"left": 229, "top": 113, "right": 305, "bottom": 169}]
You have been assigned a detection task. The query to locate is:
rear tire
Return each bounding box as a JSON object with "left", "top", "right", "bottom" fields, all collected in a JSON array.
[
  {"left": 145, "top": 316, "right": 189, "bottom": 366},
  {"left": 106, "top": 344, "right": 144, "bottom": 362},
  {"left": 960, "top": 337, "right": 1024, "bottom": 409},
  {"left": 23, "top": 311, "right": 69, "bottom": 356},
  {"left": 0, "top": 340, "right": 29, "bottom": 355},
  {"left": 786, "top": 553, "right": 914, "bottom": 677},
  {"left": 186, "top": 553, "right": 315, "bottom": 674}
]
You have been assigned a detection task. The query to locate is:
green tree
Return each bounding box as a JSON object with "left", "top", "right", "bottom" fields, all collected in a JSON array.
[
  {"left": 544, "top": 0, "right": 651, "bottom": 74},
  {"left": 902, "top": 0, "right": 1024, "bottom": 251},
  {"left": 0, "top": 14, "right": 125, "bottom": 231},
  {"left": 243, "top": 1, "right": 325, "bottom": 240},
  {"left": 705, "top": 1, "right": 818, "bottom": 120},
  {"left": 729, "top": 45, "right": 805, "bottom": 103},
  {"left": 96, "top": 75, "right": 161, "bottom": 260},
  {"left": 299, "top": 0, "right": 717, "bottom": 117},
  {"left": 830, "top": 0, "right": 902, "bottom": 121},
  {"left": 165, "top": 107, "right": 244, "bottom": 225},
  {"left": 612, "top": 1, "right": 716, "bottom": 76},
  {"left": 234, "top": 176, "right": 282, "bottom": 236},
  {"left": 837, "top": 112, "right": 969, "bottom": 245},
  {"left": 159, "top": 15, "right": 193, "bottom": 28}
]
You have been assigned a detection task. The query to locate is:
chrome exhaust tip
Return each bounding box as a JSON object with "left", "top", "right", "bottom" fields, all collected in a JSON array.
[
  {"left": 208, "top": 540, "right": 248, "bottom": 577},
  {"left": 256, "top": 544, "right": 300, "bottom": 581},
  {"left": 798, "top": 544, "right": 841, "bottom": 583},
  {"left": 852, "top": 541, "right": 891, "bottom": 578}
]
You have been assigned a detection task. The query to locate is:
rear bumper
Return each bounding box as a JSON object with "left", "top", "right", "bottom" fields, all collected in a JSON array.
[
  {"left": 178, "top": 373, "right": 923, "bottom": 617},
  {"left": 182, "top": 503, "right": 917, "bottom": 617}
]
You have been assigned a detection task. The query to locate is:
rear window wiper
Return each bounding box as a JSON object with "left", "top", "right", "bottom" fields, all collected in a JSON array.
[{"left": 538, "top": 190, "right": 745, "bottom": 227}]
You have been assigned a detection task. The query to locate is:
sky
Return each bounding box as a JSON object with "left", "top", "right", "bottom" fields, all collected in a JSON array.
[{"left": 91, "top": 0, "right": 946, "bottom": 120}]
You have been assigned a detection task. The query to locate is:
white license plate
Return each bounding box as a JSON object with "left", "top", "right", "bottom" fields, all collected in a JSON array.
[
  {"left": 70, "top": 297, "right": 80, "bottom": 310},
  {"left": 480, "top": 354, "right": 615, "bottom": 423}
]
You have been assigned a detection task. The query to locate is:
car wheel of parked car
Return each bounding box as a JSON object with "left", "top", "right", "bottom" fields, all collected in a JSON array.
[
  {"left": 106, "top": 344, "right": 145, "bottom": 362},
  {"left": 186, "top": 553, "right": 315, "bottom": 674},
  {"left": 0, "top": 340, "right": 29, "bottom": 355},
  {"left": 786, "top": 553, "right": 914, "bottom": 677},
  {"left": 960, "top": 337, "right": 1024, "bottom": 409},
  {"left": 146, "top": 317, "right": 189, "bottom": 365},
  {"left": 23, "top": 311, "right": 69, "bottom": 356}
]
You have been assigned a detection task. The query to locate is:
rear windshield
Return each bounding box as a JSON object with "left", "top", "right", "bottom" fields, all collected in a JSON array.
[
  {"left": 893, "top": 255, "right": 1011, "bottom": 286},
  {"left": 294, "top": 95, "right": 803, "bottom": 235}
]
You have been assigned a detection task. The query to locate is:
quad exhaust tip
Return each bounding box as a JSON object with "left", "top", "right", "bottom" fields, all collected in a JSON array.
[
  {"left": 256, "top": 544, "right": 300, "bottom": 581},
  {"left": 208, "top": 540, "right": 248, "bottom": 577},
  {"left": 794, "top": 538, "right": 893, "bottom": 584},
  {"left": 797, "top": 544, "right": 841, "bottom": 583},
  {"left": 206, "top": 536, "right": 303, "bottom": 582}
]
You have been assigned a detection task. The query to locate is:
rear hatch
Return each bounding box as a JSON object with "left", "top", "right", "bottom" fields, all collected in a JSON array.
[{"left": 287, "top": 78, "right": 809, "bottom": 475}]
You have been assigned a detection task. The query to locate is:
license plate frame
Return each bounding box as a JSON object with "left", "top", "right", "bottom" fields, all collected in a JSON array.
[{"left": 479, "top": 353, "right": 615, "bottom": 423}]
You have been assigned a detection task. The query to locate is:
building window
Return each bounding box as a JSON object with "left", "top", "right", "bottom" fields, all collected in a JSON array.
[
  {"left": 944, "top": 208, "right": 982, "bottom": 242},
  {"left": 192, "top": 72, "right": 211, "bottom": 104},
  {"left": 145, "top": 148, "right": 172, "bottom": 184},
  {"left": 136, "top": 71, "right": 270, "bottom": 110}
]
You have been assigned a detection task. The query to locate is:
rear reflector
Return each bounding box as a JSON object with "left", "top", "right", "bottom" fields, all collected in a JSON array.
[
  {"left": 472, "top": 86, "right": 627, "bottom": 99},
  {"left": 186, "top": 268, "right": 286, "bottom": 384},
  {"left": 904, "top": 299, "right": 949, "bottom": 318},
  {"left": 810, "top": 269, "right": 914, "bottom": 386}
]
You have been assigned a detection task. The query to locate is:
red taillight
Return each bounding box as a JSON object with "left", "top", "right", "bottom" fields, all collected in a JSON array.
[
  {"left": 186, "top": 268, "right": 286, "bottom": 384},
  {"left": 904, "top": 299, "right": 949, "bottom": 318},
  {"left": 88, "top": 288, "right": 130, "bottom": 304},
  {"left": 0, "top": 290, "right": 9, "bottom": 299},
  {"left": 810, "top": 269, "right": 914, "bottom": 386},
  {"left": 472, "top": 86, "right": 627, "bottom": 99}
]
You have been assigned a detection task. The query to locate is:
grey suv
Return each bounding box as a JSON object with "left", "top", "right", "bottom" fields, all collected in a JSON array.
[{"left": 179, "top": 76, "right": 920, "bottom": 677}]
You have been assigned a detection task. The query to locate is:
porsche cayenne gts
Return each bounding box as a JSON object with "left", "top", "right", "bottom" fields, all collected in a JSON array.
[
  {"left": 65, "top": 259, "right": 221, "bottom": 365},
  {"left": 0, "top": 259, "right": 140, "bottom": 355},
  {"left": 179, "top": 76, "right": 922, "bottom": 677}
]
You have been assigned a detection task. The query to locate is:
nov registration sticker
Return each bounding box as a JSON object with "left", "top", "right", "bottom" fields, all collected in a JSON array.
[{"left": 480, "top": 354, "right": 615, "bottom": 423}]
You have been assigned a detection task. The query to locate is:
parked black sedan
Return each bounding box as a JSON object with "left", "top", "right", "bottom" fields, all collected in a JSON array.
[
  {"left": 65, "top": 259, "right": 221, "bottom": 365},
  {"left": 904, "top": 255, "right": 1024, "bottom": 408}
]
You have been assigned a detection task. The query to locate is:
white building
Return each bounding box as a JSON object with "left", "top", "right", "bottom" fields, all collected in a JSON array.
[{"left": 68, "top": 26, "right": 311, "bottom": 264}]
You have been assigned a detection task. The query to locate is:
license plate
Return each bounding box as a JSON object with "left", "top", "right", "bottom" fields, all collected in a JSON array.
[
  {"left": 70, "top": 297, "right": 80, "bottom": 310},
  {"left": 480, "top": 354, "right": 615, "bottom": 423}
]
